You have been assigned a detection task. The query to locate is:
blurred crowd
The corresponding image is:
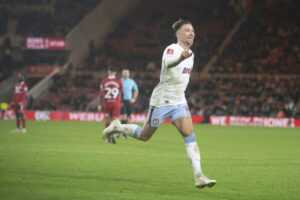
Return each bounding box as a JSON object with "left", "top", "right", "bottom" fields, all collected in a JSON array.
[
  {"left": 29, "top": 70, "right": 98, "bottom": 111},
  {"left": 211, "top": 2, "right": 300, "bottom": 74},
  {"left": 29, "top": 71, "right": 300, "bottom": 118},
  {"left": 187, "top": 76, "right": 300, "bottom": 118},
  {"left": 1, "top": 0, "right": 300, "bottom": 118},
  {"left": 0, "top": 0, "right": 100, "bottom": 81},
  {"left": 84, "top": 0, "right": 238, "bottom": 73},
  {"left": 16, "top": 0, "right": 100, "bottom": 37},
  {"left": 0, "top": 0, "right": 100, "bottom": 37},
  {"left": 0, "top": 38, "right": 15, "bottom": 81},
  {"left": 0, "top": 7, "right": 9, "bottom": 36},
  {"left": 73, "top": 0, "right": 299, "bottom": 117}
]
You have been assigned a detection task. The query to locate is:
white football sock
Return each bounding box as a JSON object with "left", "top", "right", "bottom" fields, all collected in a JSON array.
[
  {"left": 186, "top": 141, "right": 203, "bottom": 178},
  {"left": 119, "top": 124, "right": 141, "bottom": 139}
]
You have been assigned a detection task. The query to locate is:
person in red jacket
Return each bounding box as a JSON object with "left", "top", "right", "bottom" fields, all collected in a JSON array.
[
  {"left": 98, "top": 67, "right": 124, "bottom": 143},
  {"left": 12, "top": 74, "right": 28, "bottom": 133}
]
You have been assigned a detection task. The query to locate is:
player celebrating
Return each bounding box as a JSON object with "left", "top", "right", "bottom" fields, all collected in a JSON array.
[
  {"left": 102, "top": 19, "right": 216, "bottom": 188},
  {"left": 12, "top": 74, "right": 28, "bottom": 133},
  {"left": 98, "top": 67, "right": 124, "bottom": 144},
  {"left": 120, "top": 69, "right": 139, "bottom": 139}
]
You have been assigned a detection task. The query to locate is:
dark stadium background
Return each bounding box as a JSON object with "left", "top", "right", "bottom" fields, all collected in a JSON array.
[{"left": 0, "top": 0, "right": 299, "bottom": 127}]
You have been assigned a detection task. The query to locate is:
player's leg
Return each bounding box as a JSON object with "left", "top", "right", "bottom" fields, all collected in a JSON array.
[
  {"left": 104, "top": 104, "right": 116, "bottom": 144},
  {"left": 104, "top": 113, "right": 112, "bottom": 128},
  {"left": 14, "top": 111, "right": 21, "bottom": 133},
  {"left": 104, "top": 113, "right": 112, "bottom": 143},
  {"left": 111, "top": 104, "right": 123, "bottom": 142},
  {"left": 120, "top": 113, "right": 128, "bottom": 139},
  {"left": 121, "top": 104, "right": 128, "bottom": 139},
  {"left": 20, "top": 112, "right": 26, "bottom": 133},
  {"left": 102, "top": 106, "right": 162, "bottom": 141},
  {"left": 172, "top": 117, "right": 216, "bottom": 189},
  {"left": 121, "top": 113, "right": 127, "bottom": 123},
  {"left": 125, "top": 100, "right": 133, "bottom": 123},
  {"left": 171, "top": 105, "right": 216, "bottom": 189},
  {"left": 20, "top": 102, "right": 26, "bottom": 133},
  {"left": 123, "top": 101, "right": 132, "bottom": 139},
  {"left": 120, "top": 101, "right": 129, "bottom": 139},
  {"left": 138, "top": 122, "right": 157, "bottom": 141},
  {"left": 121, "top": 102, "right": 128, "bottom": 124}
]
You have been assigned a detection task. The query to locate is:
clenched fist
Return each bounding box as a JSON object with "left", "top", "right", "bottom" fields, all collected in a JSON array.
[{"left": 181, "top": 50, "right": 193, "bottom": 59}]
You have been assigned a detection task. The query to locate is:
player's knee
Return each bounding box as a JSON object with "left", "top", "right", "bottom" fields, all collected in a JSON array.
[
  {"left": 139, "top": 134, "right": 151, "bottom": 142},
  {"left": 140, "top": 137, "right": 149, "bottom": 142},
  {"left": 139, "top": 123, "right": 156, "bottom": 141}
]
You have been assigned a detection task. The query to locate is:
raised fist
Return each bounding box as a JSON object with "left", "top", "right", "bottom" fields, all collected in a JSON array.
[{"left": 181, "top": 50, "right": 192, "bottom": 59}]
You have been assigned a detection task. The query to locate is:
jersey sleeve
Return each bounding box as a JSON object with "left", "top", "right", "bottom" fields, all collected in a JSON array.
[{"left": 162, "top": 45, "right": 182, "bottom": 68}]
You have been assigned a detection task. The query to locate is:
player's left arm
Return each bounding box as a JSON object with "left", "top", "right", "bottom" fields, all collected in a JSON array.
[
  {"left": 119, "top": 80, "right": 124, "bottom": 103},
  {"left": 130, "top": 80, "right": 138, "bottom": 103}
]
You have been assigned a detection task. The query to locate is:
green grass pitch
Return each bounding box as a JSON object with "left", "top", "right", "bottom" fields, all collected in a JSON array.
[{"left": 0, "top": 120, "right": 299, "bottom": 200}]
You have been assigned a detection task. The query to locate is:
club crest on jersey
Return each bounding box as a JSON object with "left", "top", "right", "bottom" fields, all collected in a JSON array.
[
  {"left": 182, "top": 67, "right": 192, "bottom": 74},
  {"left": 167, "top": 49, "right": 174, "bottom": 55},
  {"left": 152, "top": 118, "right": 159, "bottom": 125}
]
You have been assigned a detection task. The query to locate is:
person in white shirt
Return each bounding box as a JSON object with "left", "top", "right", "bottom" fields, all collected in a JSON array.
[{"left": 102, "top": 19, "right": 216, "bottom": 189}]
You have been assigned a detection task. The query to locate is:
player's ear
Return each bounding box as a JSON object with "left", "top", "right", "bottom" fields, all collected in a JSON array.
[{"left": 175, "top": 30, "right": 179, "bottom": 38}]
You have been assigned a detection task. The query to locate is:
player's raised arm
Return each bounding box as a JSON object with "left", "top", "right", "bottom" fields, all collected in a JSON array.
[{"left": 164, "top": 50, "right": 192, "bottom": 68}]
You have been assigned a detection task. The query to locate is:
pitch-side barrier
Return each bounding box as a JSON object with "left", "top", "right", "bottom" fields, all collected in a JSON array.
[{"left": 1, "top": 110, "right": 299, "bottom": 128}]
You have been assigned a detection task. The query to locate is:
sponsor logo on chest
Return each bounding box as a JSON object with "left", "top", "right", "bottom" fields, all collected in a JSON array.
[{"left": 182, "top": 67, "right": 192, "bottom": 74}]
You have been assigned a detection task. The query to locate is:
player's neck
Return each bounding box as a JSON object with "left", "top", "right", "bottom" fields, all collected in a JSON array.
[
  {"left": 177, "top": 41, "right": 190, "bottom": 51},
  {"left": 108, "top": 75, "right": 115, "bottom": 78}
]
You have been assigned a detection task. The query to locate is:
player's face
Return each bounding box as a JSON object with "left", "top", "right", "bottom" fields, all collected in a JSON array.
[
  {"left": 177, "top": 24, "right": 195, "bottom": 46},
  {"left": 108, "top": 70, "right": 116, "bottom": 76},
  {"left": 122, "top": 70, "right": 130, "bottom": 78}
]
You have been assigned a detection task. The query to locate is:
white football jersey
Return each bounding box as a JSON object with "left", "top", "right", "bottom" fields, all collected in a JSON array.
[{"left": 150, "top": 43, "right": 194, "bottom": 107}]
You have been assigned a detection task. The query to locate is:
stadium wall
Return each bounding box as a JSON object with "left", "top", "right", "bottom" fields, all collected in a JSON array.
[{"left": 1, "top": 110, "right": 299, "bottom": 128}]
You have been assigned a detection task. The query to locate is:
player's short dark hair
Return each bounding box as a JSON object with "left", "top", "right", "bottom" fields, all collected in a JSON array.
[
  {"left": 172, "top": 19, "right": 192, "bottom": 32},
  {"left": 108, "top": 67, "right": 116, "bottom": 72}
]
